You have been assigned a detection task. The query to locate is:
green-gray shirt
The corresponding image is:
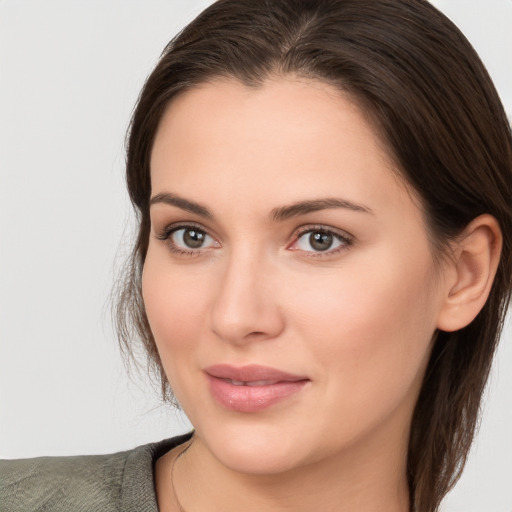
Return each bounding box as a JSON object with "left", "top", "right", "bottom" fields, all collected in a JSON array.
[{"left": 0, "top": 433, "right": 192, "bottom": 512}]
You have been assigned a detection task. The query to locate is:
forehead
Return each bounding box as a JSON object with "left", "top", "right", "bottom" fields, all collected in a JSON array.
[{"left": 149, "top": 77, "right": 414, "bottom": 219}]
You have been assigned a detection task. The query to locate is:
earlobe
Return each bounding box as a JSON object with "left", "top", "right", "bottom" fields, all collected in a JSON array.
[{"left": 436, "top": 214, "right": 502, "bottom": 332}]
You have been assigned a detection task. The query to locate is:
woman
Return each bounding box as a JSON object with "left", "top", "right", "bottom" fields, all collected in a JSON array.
[{"left": 2, "top": 1, "right": 511, "bottom": 511}]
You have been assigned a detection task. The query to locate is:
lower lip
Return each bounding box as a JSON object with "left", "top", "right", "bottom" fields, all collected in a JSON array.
[{"left": 207, "top": 375, "right": 309, "bottom": 413}]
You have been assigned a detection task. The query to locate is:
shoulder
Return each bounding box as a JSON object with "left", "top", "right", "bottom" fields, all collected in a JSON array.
[
  {"left": 0, "top": 433, "right": 192, "bottom": 512},
  {"left": 1, "top": 449, "right": 129, "bottom": 512}
]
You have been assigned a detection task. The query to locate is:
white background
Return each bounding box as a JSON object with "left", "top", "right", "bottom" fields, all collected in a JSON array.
[{"left": 0, "top": 1, "right": 510, "bottom": 511}]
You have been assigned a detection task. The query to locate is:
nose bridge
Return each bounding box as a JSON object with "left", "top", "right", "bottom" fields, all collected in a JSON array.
[{"left": 209, "top": 244, "right": 283, "bottom": 344}]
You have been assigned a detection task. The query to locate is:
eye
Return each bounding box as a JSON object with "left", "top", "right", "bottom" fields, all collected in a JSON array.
[
  {"left": 157, "top": 224, "right": 220, "bottom": 254},
  {"left": 289, "top": 227, "right": 352, "bottom": 254},
  {"left": 171, "top": 227, "right": 212, "bottom": 249}
]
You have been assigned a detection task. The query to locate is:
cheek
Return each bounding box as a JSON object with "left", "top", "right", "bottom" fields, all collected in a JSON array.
[
  {"left": 142, "top": 255, "right": 221, "bottom": 411},
  {"left": 141, "top": 255, "right": 212, "bottom": 371},
  {"left": 289, "top": 249, "right": 439, "bottom": 416}
]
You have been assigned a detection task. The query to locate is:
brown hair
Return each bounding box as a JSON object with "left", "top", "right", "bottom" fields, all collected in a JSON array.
[{"left": 115, "top": 1, "right": 512, "bottom": 510}]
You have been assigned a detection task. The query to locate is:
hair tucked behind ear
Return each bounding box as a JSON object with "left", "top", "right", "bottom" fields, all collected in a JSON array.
[{"left": 115, "top": 1, "right": 512, "bottom": 510}]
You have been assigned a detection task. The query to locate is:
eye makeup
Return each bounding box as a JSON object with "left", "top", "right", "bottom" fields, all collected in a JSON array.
[
  {"left": 155, "top": 222, "right": 220, "bottom": 256},
  {"left": 287, "top": 224, "right": 354, "bottom": 258},
  {"left": 155, "top": 220, "right": 354, "bottom": 260}
]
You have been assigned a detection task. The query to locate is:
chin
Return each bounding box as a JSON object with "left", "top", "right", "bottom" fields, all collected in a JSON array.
[
  {"left": 213, "top": 439, "right": 306, "bottom": 475},
  {"left": 195, "top": 417, "right": 314, "bottom": 475}
]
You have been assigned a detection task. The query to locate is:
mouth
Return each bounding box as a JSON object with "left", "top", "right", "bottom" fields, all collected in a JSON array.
[
  {"left": 222, "top": 379, "right": 288, "bottom": 387},
  {"left": 204, "top": 364, "right": 310, "bottom": 413}
]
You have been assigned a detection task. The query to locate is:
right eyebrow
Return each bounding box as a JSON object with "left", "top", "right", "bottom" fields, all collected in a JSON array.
[{"left": 149, "top": 192, "right": 213, "bottom": 219}]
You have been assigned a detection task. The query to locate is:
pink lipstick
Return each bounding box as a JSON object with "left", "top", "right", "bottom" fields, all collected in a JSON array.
[{"left": 204, "top": 364, "right": 309, "bottom": 413}]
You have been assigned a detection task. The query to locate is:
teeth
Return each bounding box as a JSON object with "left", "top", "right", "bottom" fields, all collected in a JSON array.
[
  {"left": 247, "top": 380, "right": 276, "bottom": 386},
  {"left": 226, "top": 379, "right": 277, "bottom": 386}
]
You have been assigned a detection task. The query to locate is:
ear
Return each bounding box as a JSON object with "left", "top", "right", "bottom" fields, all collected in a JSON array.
[{"left": 436, "top": 214, "right": 502, "bottom": 332}]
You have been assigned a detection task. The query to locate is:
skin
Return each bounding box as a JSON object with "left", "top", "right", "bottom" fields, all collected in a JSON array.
[{"left": 142, "top": 77, "right": 495, "bottom": 512}]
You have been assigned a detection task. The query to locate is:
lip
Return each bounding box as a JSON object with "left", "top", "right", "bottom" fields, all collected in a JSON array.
[{"left": 204, "top": 364, "right": 310, "bottom": 413}]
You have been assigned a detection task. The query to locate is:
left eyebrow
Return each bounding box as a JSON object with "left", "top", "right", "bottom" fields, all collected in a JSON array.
[{"left": 270, "top": 198, "right": 373, "bottom": 222}]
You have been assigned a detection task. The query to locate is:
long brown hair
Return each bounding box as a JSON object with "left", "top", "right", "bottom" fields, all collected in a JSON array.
[{"left": 115, "top": 1, "right": 512, "bottom": 510}]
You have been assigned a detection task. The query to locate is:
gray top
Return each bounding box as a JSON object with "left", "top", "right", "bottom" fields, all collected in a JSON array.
[{"left": 0, "top": 432, "right": 193, "bottom": 512}]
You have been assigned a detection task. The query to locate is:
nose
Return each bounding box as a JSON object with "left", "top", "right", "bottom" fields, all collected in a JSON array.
[{"left": 209, "top": 249, "right": 285, "bottom": 345}]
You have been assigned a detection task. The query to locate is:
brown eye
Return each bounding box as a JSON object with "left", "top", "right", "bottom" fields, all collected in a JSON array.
[
  {"left": 169, "top": 227, "right": 217, "bottom": 251},
  {"left": 290, "top": 227, "right": 351, "bottom": 255},
  {"left": 309, "top": 232, "right": 333, "bottom": 251},
  {"left": 182, "top": 228, "right": 207, "bottom": 248}
]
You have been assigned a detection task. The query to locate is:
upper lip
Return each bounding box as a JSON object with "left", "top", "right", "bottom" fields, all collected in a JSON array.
[{"left": 204, "top": 364, "right": 309, "bottom": 383}]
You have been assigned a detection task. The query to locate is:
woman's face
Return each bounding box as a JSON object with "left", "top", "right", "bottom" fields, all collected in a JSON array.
[{"left": 143, "top": 77, "right": 449, "bottom": 475}]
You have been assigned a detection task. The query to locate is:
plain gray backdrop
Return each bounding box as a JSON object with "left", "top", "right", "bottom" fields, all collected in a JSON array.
[{"left": 1, "top": 1, "right": 511, "bottom": 511}]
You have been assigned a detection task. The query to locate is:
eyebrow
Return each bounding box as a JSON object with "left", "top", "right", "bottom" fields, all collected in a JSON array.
[
  {"left": 270, "top": 198, "right": 372, "bottom": 222},
  {"left": 150, "top": 192, "right": 213, "bottom": 218},
  {"left": 149, "top": 192, "right": 372, "bottom": 221}
]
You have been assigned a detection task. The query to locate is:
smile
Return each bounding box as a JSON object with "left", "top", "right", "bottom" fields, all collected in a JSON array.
[
  {"left": 224, "top": 379, "right": 282, "bottom": 386},
  {"left": 204, "top": 364, "right": 310, "bottom": 413}
]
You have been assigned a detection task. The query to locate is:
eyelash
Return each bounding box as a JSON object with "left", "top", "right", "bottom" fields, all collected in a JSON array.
[
  {"left": 289, "top": 225, "right": 354, "bottom": 257},
  {"left": 155, "top": 223, "right": 354, "bottom": 257},
  {"left": 155, "top": 222, "right": 217, "bottom": 257}
]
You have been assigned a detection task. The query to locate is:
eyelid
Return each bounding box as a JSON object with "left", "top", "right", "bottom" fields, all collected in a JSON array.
[
  {"left": 155, "top": 221, "right": 210, "bottom": 240},
  {"left": 287, "top": 224, "right": 354, "bottom": 255},
  {"left": 154, "top": 221, "right": 353, "bottom": 257},
  {"left": 155, "top": 221, "right": 220, "bottom": 255}
]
